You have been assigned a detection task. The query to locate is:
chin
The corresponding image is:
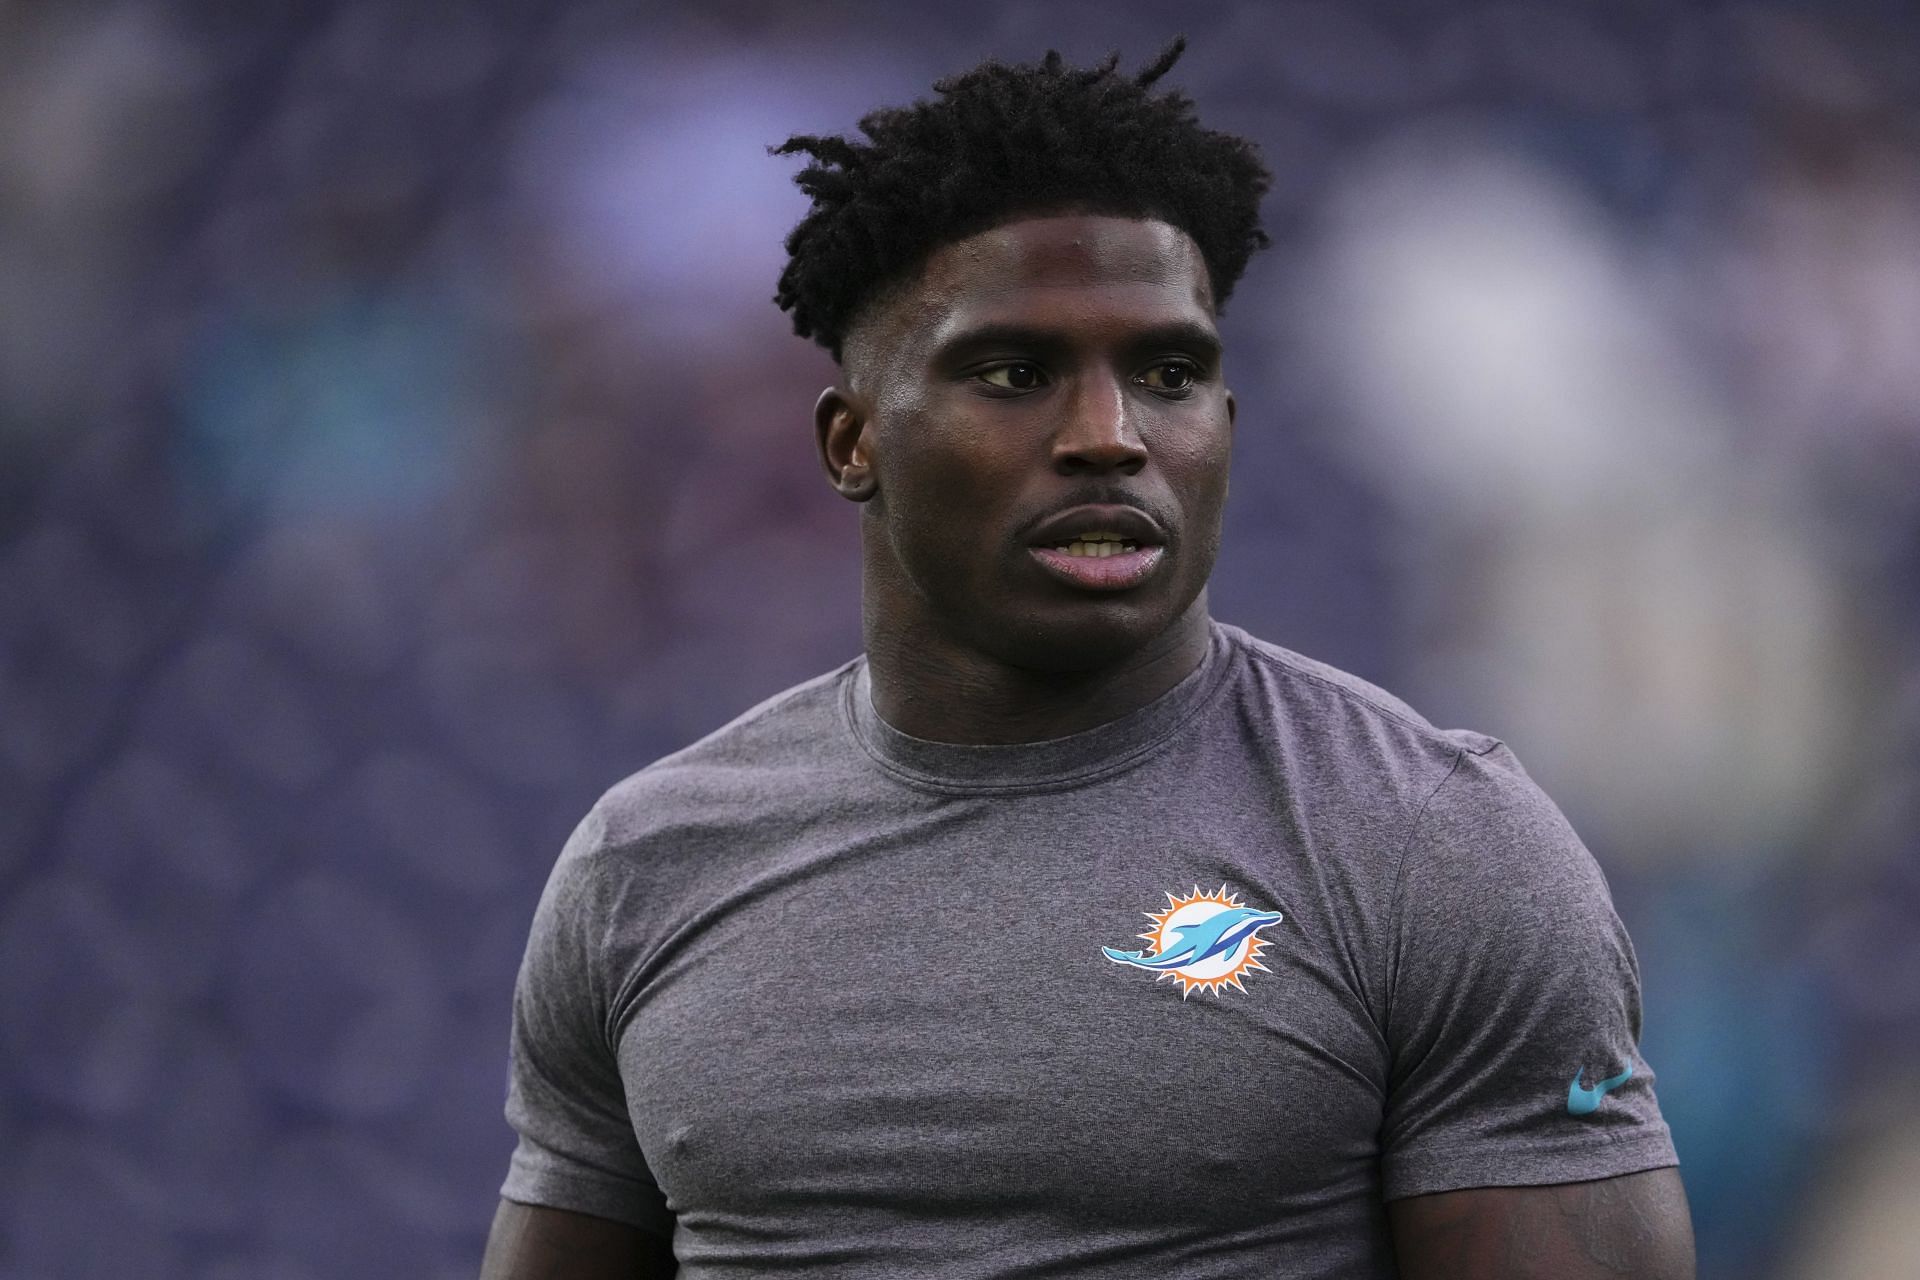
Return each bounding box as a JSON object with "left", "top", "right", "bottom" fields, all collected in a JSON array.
[{"left": 971, "top": 597, "right": 1186, "bottom": 675}]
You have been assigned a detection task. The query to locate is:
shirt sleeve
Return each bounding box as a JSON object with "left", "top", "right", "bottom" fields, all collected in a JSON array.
[
  {"left": 500, "top": 809, "right": 673, "bottom": 1235},
  {"left": 1378, "top": 742, "right": 1678, "bottom": 1201}
]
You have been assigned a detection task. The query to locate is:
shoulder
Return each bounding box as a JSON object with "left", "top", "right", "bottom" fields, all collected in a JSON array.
[
  {"left": 1210, "top": 622, "right": 1506, "bottom": 807},
  {"left": 1366, "top": 712, "right": 1616, "bottom": 958},
  {"left": 1404, "top": 741, "right": 1611, "bottom": 917},
  {"left": 1220, "top": 623, "right": 1498, "bottom": 754},
  {"left": 558, "top": 658, "right": 862, "bottom": 878}
]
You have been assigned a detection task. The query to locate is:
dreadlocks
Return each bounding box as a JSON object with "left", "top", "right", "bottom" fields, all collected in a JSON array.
[{"left": 772, "top": 39, "right": 1272, "bottom": 362}]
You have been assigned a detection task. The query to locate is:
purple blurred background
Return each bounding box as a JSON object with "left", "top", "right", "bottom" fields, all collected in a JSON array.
[{"left": 3, "top": 2, "right": 1918, "bottom": 1277}]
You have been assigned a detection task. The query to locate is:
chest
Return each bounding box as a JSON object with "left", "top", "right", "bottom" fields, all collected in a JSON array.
[{"left": 612, "top": 800, "right": 1393, "bottom": 1235}]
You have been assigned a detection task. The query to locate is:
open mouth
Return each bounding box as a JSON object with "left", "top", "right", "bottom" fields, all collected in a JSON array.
[
  {"left": 1024, "top": 508, "right": 1168, "bottom": 592},
  {"left": 1042, "top": 530, "right": 1144, "bottom": 558}
]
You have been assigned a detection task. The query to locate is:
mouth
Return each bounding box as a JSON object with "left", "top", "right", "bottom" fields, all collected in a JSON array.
[{"left": 1024, "top": 505, "right": 1168, "bottom": 593}]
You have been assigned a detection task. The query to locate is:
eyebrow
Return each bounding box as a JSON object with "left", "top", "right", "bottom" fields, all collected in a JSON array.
[
  {"left": 1129, "top": 321, "right": 1225, "bottom": 363},
  {"left": 928, "top": 319, "right": 1224, "bottom": 367}
]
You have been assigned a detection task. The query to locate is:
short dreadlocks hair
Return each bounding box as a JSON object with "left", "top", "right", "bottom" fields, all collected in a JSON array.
[{"left": 772, "top": 39, "right": 1271, "bottom": 363}]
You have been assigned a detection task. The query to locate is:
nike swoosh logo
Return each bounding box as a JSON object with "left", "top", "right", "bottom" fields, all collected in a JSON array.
[{"left": 1567, "top": 1062, "right": 1634, "bottom": 1116}]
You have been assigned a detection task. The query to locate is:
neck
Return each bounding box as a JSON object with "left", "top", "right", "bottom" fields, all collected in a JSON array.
[{"left": 862, "top": 593, "right": 1214, "bottom": 745}]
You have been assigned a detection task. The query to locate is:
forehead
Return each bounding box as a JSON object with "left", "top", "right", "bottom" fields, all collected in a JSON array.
[
  {"left": 870, "top": 214, "right": 1217, "bottom": 358},
  {"left": 922, "top": 214, "right": 1212, "bottom": 307}
]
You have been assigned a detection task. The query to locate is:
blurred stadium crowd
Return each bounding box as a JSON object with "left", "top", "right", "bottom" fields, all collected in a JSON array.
[{"left": 2, "top": 2, "right": 1917, "bottom": 1277}]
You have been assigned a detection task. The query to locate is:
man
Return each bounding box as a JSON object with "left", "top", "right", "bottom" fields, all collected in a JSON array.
[{"left": 482, "top": 43, "right": 1694, "bottom": 1279}]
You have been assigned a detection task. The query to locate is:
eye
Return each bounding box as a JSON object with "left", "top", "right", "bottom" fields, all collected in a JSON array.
[
  {"left": 1137, "top": 361, "right": 1199, "bottom": 393},
  {"left": 976, "top": 363, "right": 1046, "bottom": 392}
]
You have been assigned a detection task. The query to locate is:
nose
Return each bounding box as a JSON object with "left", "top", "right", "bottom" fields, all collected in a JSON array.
[{"left": 1051, "top": 372, "right": 1146, "bottom": 476}]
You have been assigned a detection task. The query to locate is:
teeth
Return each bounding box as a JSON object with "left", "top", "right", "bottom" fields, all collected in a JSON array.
[{"left": 1057, "top": 539, "right": 1144, "bottom": 558}]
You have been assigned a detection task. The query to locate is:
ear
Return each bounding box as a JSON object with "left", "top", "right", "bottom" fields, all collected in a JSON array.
[
  {"left": 1226, "top": 388, "right": 1237, "bottom": 431},
  {"left": 815, "top": 386, "right": 877, "bottom": 502}
]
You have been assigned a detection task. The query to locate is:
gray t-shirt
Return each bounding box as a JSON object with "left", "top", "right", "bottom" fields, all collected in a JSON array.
[{"left": 501, "top": 622, "right": 1677, "bottom": 1277}]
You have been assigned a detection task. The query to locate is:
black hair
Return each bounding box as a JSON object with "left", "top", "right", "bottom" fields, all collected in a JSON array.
[{"left": 772, "top": 39, "right": 1271, "bottom": 362}]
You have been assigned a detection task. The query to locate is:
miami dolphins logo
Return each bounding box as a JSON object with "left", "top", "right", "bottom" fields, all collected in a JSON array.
[{"left": 1103, "top": 885, "right": 1284, "bottom": 998}]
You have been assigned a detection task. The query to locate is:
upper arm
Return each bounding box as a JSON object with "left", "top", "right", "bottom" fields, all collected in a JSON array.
[
  {"left": 500, "top": 820, "right": 673, "bottom": 1234},
  {"left": 1388, "top": 1167, "right": 1695, "bottom": 1280},
  {"left": 481, "top": 1199, "right": 676, "bottom": 1280},
  {"left": 1381, "top": 748, "right": 1677, "bottom": 1198}
]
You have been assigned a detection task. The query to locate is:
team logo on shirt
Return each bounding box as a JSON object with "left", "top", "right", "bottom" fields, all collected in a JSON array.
[{"left": 1102, "top": 885, "right": 1284, "bottom": 998}]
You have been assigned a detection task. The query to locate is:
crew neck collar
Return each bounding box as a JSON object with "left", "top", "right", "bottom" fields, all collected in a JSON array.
[{"left": 843, "top": 621, "right": 1232, "bottom": 794}]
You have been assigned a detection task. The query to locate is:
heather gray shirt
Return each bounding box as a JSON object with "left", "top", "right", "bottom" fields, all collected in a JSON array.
[{"left": 502, "top": 622, "right": 1677, "bottom": 1277}]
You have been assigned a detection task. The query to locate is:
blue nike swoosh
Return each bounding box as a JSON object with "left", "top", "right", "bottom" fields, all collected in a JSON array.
[{"left": 1567, "top": 1062, "right": 1634, "bottom": 1116}]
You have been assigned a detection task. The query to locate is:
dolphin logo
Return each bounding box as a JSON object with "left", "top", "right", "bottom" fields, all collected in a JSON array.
[
  {"left": 1567, "top": 1062, "right": 1634, "bottom": 1116},
  {"left": 1103, "top": 906, "right": 1284, "bottom": 971}
]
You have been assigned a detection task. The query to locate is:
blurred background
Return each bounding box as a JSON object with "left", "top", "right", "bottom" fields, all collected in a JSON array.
[{"left": 2, "top": 1, "right": 1917, "bottom": 1276}]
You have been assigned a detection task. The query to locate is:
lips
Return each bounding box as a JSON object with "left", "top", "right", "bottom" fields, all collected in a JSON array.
[
  {"left": 1026, "top": 504, "right": 1165, "bottom": 551},
  {"left": 1024, "top": 503, "right": 1168, "bottom": 592}
]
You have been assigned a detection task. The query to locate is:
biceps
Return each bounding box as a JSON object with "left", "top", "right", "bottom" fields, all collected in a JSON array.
[
  {"left": 1387, "top": 1168, "right": 1695, "bottom": 1280},
  {"left": 480, "top": 1199, "right": 676, "bottom": 1280}
]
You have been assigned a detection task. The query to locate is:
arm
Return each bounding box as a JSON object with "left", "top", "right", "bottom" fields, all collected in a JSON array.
[
  {"left": 494, "top": 817, "right": 677, "bottom": 1269},
  {"left": 1389, "top": 1167, "right": 1695, "bottom": 1280},
  {"left": 1379, "top": 749, "right": 1688, "bottom": 1272},
  {"left": 481, "top": 1199, "right": 677, "bottom": 1280}
]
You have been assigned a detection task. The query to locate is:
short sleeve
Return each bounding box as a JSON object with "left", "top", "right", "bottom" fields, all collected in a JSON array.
[
  {"left": 500, "top": 811, "right": 672, "bottom": 1235},
  {"left": 1379, "top": 744, "right": 1678, "bottom": 1201}
]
